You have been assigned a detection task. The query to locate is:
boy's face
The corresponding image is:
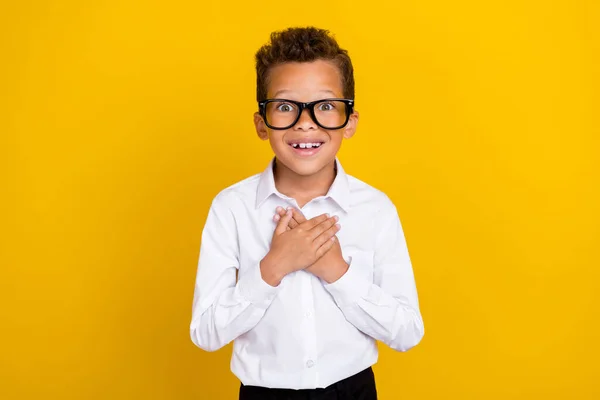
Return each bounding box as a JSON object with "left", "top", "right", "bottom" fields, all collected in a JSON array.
[{"left": 254, "top": 59, "right": 358, "bottom": 177}]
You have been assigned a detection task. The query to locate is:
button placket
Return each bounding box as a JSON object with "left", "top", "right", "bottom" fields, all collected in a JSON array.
[
  {"left": 299, "top": 204, "right": 321, "bottom": 386},
  {"left": 304, "top": 281, "right": 318, "bottom": 385},
  {"left": 298, "top": 275, "right": 318, "bottom": 387}
]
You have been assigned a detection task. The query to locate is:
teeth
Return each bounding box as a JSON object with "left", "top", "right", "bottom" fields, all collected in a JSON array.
[{"left": 291, "top": 142, "right": 322, "bottom": 149}]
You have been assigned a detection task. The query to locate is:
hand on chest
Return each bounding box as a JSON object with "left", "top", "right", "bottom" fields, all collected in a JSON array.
[{"left": 237, "top": 198, "right": 377, "bottom": 283}]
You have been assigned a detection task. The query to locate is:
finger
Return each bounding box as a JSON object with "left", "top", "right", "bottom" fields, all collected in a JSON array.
[
  {"left": 315, "top": 235, "right": 337, "bottom": 259},
  {"left": 302, "top": 213, "right": 330, "bottom": 230},
  {"left": 289, "top": 208, "right": 307, "bottom": 224},
  {"left": 313, "top": 220, "right": 341, "bottom": 244},
  {"left": 289, "top": 216, "right": 299, "bottom": 229},
  {"left": 273, "top": 210, "right": 288, "bottom": 226},
  {"left": 274, "top": 209, "right": 293, "bottom": 235},
  {"left": 309, "top": 216, "right": 339, "bottom": 240},
  {"left": 275, "top": 207, "right": 300, "bottom": 229},
  {"left": 288, "top": 208, "right": 306, "bottom": 228},
  {"left": 273, "top": 212, "right": 293, "bottom": 230}
]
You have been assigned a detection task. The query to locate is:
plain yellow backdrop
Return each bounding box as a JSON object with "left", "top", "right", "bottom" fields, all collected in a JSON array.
[{"left": 2, "top": 1, "right": 599, "bottom": 399}]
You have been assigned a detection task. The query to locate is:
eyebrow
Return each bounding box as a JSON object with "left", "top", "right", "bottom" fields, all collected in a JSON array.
[{"left": 272, "top": 89, "right": 338, "bottom": 98}]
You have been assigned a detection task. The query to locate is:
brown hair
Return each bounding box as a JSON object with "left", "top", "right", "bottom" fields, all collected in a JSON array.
[{"left": 254, "top": 27, "right": 355, "bottom": 102}]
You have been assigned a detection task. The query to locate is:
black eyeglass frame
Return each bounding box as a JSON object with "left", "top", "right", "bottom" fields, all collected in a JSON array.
[{"left": 258, "top": 98, "right": 355, "bottom": 130}]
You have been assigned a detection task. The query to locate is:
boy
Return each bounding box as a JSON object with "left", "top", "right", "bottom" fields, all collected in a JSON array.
[{"left": 190, "top": 27, "right": 424, "bottom": 399}]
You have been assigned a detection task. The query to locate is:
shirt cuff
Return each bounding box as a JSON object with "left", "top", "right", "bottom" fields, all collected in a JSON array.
[
  {"left": 323, "top": 256, "right": 371, "bottom": 308},
  {"left": 237, "top": 263, "right": 280, "bottom": 307}
]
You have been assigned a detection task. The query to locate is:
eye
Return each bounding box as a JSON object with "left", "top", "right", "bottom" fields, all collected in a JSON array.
[
  {"left": 276, "top": 102, "right": 296, "bottom": 112},
  {"left": 317, "top": 102, "right": 335, "bottom": 111}
]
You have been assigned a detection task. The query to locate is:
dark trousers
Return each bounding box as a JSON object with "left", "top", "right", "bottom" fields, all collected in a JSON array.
[{"left": 239, "top": 367, "right": 377, "bottom": 400}]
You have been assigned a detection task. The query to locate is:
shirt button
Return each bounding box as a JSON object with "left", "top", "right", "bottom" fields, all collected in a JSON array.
[
  {"left": 306, "top": 360, "right": 314, "bottom": 368},
  {"left": 305, "top": 311, "right": 312, "bottom": 318}
]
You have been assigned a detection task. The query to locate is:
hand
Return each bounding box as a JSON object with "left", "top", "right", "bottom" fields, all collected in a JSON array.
[
  {"left": 260, "top": 209, "right": 340, "bottom": 286},
  {"left": 273, "top": 207, "right": 349, "bottom": 283}
]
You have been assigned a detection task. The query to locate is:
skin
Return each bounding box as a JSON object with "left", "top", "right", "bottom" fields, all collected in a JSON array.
[
  {"left": 254, "top": 59, "right": 358, "bottom": 286},
  {"left": 274, "top": 206, "right": 348, "bottom": 284}
]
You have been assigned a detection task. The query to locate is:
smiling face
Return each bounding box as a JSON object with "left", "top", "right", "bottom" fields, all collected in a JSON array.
[{"left": 254, "top": 59, "right": 359, "bottom": 177}]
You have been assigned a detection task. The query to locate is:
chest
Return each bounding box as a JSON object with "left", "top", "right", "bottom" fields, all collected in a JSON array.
[{"left": 234, "top": 196, "right": 378, "bottom": 272}]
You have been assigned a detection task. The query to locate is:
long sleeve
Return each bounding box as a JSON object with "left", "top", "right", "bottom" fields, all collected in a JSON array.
[
  {"left": 323, "top": 198, "right": 424, "bottom": 352},
  {"left": 190, "top": 194, "right": 279, "bottom": 352}
]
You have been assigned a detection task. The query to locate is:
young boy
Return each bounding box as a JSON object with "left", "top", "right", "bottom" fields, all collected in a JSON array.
[{"left": 190, "top": 27, "right": 424, "bottom": 399}]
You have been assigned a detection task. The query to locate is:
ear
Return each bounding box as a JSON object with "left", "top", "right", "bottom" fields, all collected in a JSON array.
[
  {"left": 342, "top": 110, "right": 359, "bottom": 139},
  {"left": 254, "top": 112, "right": 269, "bottom": 141}
]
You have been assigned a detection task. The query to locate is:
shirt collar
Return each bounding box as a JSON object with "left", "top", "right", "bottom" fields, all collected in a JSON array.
[{"left": 255, "top": 157, "right": 351, "bottom": 212}]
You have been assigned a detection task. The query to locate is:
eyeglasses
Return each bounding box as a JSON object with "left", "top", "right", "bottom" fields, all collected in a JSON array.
[{"left": 258, "top": 98, "right": 354, "bottom": 130}]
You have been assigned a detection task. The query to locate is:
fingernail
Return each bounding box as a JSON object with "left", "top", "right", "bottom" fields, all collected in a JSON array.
[
  {"left": 334, "top": 215, "right": 339, "bottom": 222},
  {"left": 335, "top": 223, "right": 341, "bottom": 229},
  {"left": 276, "top": 206, "right": 283, "bottom": 212},
  {"left": 326, "top": 213, "right": 330, "bottom": 218},
  {"left": 273, "top": 215, "right": 280, "bottom": 221}
]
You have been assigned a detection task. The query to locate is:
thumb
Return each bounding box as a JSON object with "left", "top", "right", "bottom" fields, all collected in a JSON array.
[{"left": 274, "top": 209, "right": 293, "bottom": 235}]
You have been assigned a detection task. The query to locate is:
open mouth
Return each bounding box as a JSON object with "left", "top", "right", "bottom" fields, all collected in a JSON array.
[
  {"left": 289, "top": 142, "right": 323, "bottom": 149},
  {"left": 287, "top": 141, "right": 325, "bottom": 157}
]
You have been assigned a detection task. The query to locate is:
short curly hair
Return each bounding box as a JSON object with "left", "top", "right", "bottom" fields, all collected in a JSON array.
[{"left": 254, "top": 27, "right": 355, "bottom": 102}]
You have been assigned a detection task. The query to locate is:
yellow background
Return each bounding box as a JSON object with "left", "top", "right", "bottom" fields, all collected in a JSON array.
[{"left": 2, "top": 1, "right": 599, "bottom": 399}]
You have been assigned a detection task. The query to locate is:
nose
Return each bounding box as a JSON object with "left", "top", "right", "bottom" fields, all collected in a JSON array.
[{"left": 293, "top": 108, "right": 317, "bottom": 131}]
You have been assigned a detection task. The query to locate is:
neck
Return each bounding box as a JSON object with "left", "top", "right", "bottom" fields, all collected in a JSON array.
[{"left": 273, "top": 158, "right": 337, "bottom": 207}]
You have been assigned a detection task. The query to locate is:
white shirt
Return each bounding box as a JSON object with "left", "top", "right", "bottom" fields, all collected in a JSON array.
[{"left": 190, "top": 158, "right": 424, "bottom": 389}]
